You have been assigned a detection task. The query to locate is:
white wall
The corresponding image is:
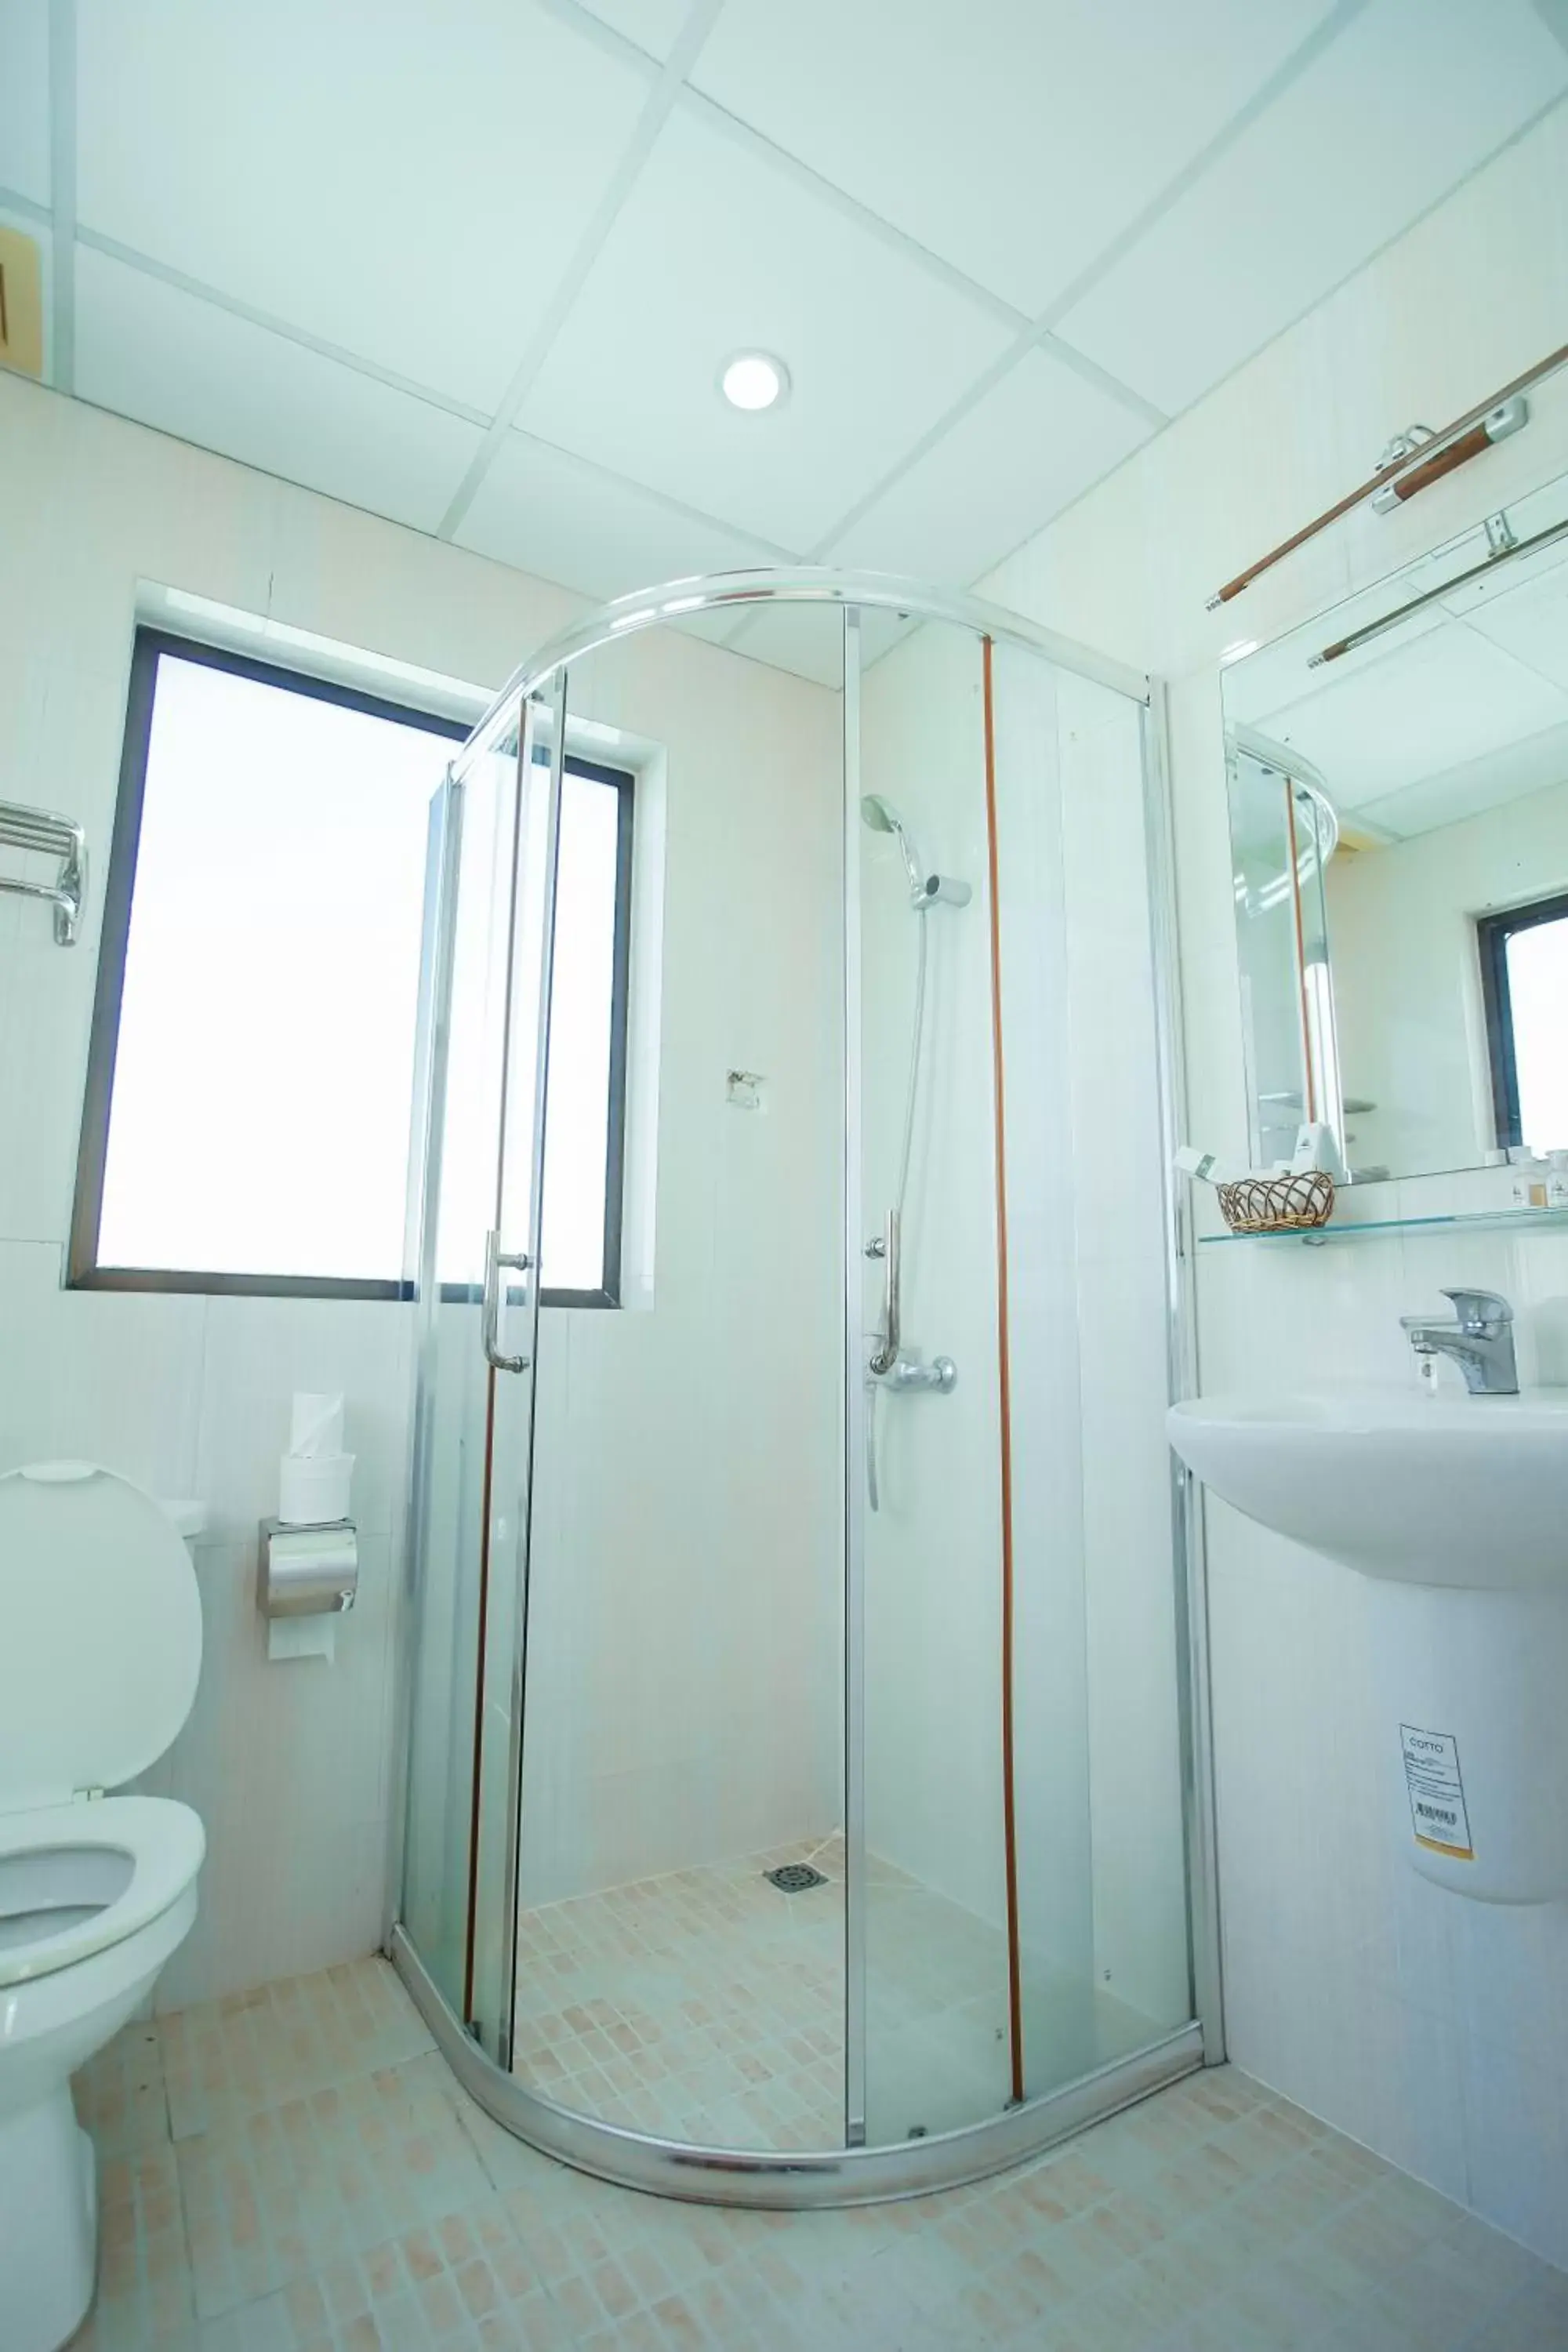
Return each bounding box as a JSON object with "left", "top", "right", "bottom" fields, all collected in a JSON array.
[
  {"left": 0, "top": 372, "right": 841, "bottom": 2009},
  {"left": 1328, "top": 771, "right": 1568, "bottom": 1174},
  {"left": 979, "top": 101, "right": 1568, "bottom": 2267}
]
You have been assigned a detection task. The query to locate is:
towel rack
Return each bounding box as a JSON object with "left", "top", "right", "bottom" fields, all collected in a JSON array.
[{"left": 0, "top": 799, "right": 87, "bottom": 945}]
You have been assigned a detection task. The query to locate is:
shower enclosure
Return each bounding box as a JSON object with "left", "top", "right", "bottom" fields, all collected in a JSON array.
[{"left": 390, "top": 569, "right": 1218, "bottom": 2204}]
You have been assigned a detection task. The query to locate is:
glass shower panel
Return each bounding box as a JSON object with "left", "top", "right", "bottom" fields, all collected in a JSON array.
[
  {"left": 991, "top": 651, "right": 1192, "bottom": 2098},
  {"left": 508, "top": 613, "right": 848, "bottom": 2147},
  {"left": 401, "top": 736, "right": 521, "bottom": 2025},
  {"left": 401, "top": 702, "right": 560, "bottom": 2062},
  {"left": 467, "top": 700, "right": 562, "bottom": 2063},
  {"left": 857, "top": 619, "right": 1018, "bottom": 2143},
  {"left": 1062, "top": 676, "right": 1194, "bottom": 2069}
]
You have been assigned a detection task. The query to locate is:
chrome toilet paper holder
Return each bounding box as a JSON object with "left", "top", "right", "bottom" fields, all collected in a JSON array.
[{"left": 257, "top": 1517, "right": 358, "bottom": 1617}]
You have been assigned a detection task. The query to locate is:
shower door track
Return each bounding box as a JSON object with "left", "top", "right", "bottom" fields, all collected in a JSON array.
[{"left": 390, "top": 1920, "right": 1203, "bottom": 2209}]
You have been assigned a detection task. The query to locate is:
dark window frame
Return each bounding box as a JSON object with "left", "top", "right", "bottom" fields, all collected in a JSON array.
[
  {"left": 70, "top": 628, "right": 634, "bottom": 1308},
  {"left": 522, "top": 742, "right": 636, "bottom": 1312},
  {"left": 1477, "top": 887, "right": 1568, "bottom": 1151}
]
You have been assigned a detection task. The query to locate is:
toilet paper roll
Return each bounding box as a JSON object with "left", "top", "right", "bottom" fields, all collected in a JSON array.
[
  {"left": 289, "top": 1392, "right": 345, "bottom": 1457},
  {"left": 267, "top": 1616, "right": 336, "bottom": 1664},
  {"left": 278, "top": 1450, "right": 354, "bottom": 1526}
]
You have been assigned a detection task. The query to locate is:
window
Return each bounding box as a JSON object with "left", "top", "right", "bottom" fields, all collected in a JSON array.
[
  {"left": 1479, "top": 889, "right": 1568, "bottom": 1152},
  {"left": 71, "top": 630, "right": 633, "bottom": 1301}
]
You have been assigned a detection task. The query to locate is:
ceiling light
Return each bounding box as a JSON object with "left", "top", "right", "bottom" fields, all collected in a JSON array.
[{"left": 720, "top": 351, "right": 789, "bottom": 412}]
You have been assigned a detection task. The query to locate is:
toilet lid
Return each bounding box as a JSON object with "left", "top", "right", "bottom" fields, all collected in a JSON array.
[{"left": 0, "top": 1462, "right": 202, "bottom": 1812}]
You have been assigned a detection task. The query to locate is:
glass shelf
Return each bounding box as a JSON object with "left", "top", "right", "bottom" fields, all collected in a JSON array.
[{"left": 1198, "top": 1206, "right": 1568, "bottom": 1247}]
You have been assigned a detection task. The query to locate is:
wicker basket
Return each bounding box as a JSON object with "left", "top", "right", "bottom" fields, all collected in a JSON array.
[{"left": 1216, "top": 1170, "right": 1336, "bottom": 1236}]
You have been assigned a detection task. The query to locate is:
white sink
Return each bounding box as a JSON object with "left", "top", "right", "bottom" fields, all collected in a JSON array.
[{"left": 1168, "top": 1386, "right": 1568, "bottom": 1588}]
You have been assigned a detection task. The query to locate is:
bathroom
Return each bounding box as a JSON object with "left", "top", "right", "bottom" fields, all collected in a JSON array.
[{"left": 2, "top": 3, "right": 1567, "bottom": 2347}]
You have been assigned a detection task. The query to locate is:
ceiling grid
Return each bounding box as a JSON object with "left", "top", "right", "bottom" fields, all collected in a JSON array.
[{"left": 1, "top": 0, "right": 1564, "bottom": 682}]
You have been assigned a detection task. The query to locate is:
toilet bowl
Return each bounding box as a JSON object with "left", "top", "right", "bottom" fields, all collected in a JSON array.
[{"left": 0, "top": 1463, "right": 205, "bottom": 2352}]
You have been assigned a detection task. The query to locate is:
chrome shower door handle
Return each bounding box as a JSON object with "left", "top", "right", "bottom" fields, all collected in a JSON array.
[
  {"left": 482, "top": 1227, "right": 533, "bottom": 1374},
  {"left": 869, "top": 1206, "right": 900, "bottom": 1377}
]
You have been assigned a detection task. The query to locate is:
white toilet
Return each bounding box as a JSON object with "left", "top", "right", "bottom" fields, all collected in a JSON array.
[{"left": 0, "top": 1462, "right": 205, "bottom": 2352}]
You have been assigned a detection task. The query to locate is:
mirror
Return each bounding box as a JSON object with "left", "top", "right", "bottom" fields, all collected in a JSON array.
[{"left": 1222, "top": 466, "right": 1568, "bottom": 1184}]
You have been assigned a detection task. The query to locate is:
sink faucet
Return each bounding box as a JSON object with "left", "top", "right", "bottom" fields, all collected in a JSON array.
[{"left": 1399, "top": 1287, "right": 1519, "bottom": 1396}]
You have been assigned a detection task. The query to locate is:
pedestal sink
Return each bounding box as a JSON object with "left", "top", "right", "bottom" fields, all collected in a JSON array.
[{"left": 1169, "top": 1387, "right": 1568, "bottom": 1905}]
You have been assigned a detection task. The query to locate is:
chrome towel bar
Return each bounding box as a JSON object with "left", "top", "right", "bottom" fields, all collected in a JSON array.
[{"left": 0, "top": 798, "right": 87, "bottom": 944}]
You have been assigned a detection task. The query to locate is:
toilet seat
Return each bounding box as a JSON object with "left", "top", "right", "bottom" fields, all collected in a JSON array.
[
  {"left": 0, "top": 1463, "right": 203, "bottom": 1814},
  {"left": 0, "top": 1797, "right": 205, "bottom": 1991},
  {"left": 0, "top": 1464, "right": 206, "bottom": 1989}
]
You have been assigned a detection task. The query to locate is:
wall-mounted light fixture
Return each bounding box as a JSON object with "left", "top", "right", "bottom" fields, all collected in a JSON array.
[
  {"left": 1367, "top": 396, "right": 1529, "bottom": 511},
  {"left": 1208, "top": 342, "right": 1568, "bottom": 610}
]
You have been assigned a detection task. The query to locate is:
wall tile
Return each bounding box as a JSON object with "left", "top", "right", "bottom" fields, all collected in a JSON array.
[
  {"left": 154, "top": 1533, "right": 395, "bottom": 2009},
  {"left": 193, "top": 1294, "right": 415, "bottom": 1544},
  {"left": 981, "top": 100, "right": 1568, "bottom": 2269},
  {"left": 0, "top": 1238, "right": 208, "bottom": 1495}
]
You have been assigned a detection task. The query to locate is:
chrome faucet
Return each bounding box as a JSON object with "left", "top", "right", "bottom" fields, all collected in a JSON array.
[{"left": 1400, "top": 1287, "right": 1519, "bottom": 1396}]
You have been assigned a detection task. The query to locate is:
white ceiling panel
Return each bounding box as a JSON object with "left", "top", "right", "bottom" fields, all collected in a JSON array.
[
  {"left": 74, "top": 0, "right": 653, "bottom": 412},
  {"left": 517, "top": 106, "right": 1014, "bottom": 548},
  {"left": 1053, "top": 0, "right": 1568, "bottom": 416},
  {"left": 830, "top": 347, "right": 1152, "bottom": 585},
  {"left": 570, "top": 0, "right": 698, "bottom": 63},
  {"left": 690, "top": 0, "right": 1334, "bottom": 318},
  {"left": 1453, "top": 550, "right": 1568, "bottom": 694},
  {"left": 1258, "top": 624, "right": 1568, "bottom": 814},
  {"left": 715, "top": 599, "right": 848, "bottom": 688},
  {"left": 75, "top": 248, "right": 483, "bottom": 532},
  {"left": 456, "top": 427, "right": 776, "bottom": 601},
  {"left": 0, "top": 0, "right": 51, "bottom": 207},
  {"left": 1356, "top": 717, "right": 1568, "bottom": 840}
]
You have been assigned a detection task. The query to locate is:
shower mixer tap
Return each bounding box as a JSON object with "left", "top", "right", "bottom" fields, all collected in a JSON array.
[
  {"left": 872, "top": 1351, "right": 958, "bottom": 1394},
  {"left": 865, "top": 1213, "right": 956, "bottom": 1392}
]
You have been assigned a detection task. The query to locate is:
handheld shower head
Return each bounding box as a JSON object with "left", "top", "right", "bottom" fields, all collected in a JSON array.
[
  {"left": 860, "top": 795, "right": 971, "bottom": 910},
  {"left": 860, "top": 794, "right": 925, "bottom": 898}
]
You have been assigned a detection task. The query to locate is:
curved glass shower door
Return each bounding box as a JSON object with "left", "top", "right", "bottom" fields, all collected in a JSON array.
[
  {"left": 394, "top": 569, "right": 1210, "bottom": 2203},
  {"left": 507, "top": 610, "right": 850, "bottom": 2148},
  {"left": 856, "top": 624, "right": 1194, "bottom": 2144},
  {"left": 401, "top": 689, "right": 564, "bottom": 2063}
]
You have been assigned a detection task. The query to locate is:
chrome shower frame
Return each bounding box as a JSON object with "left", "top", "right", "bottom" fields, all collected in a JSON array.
[{"left": 387, "top": 565, "right": 1222, "bottom": 2208}]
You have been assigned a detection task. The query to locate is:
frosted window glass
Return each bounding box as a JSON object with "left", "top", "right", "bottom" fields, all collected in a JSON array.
[
  {"left": 98, "top": 655, "right": 448, "bottom": 1280},
  {"left": 93, "top": 650, "right": 631, "bottom": 1293}
]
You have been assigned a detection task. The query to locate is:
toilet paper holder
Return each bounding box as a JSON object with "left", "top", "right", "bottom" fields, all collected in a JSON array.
[{"left": 257, "top": 1517, "right": 358, "bottom": 1618}]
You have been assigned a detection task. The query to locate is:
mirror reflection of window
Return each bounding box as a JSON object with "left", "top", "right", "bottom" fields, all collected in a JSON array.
[
  {"left": 1479, "top": 894, "right": 1568, "bottom": 1152},
  {"left": 1221, "top": 467, "right": 1568, "bottom": 1187}
]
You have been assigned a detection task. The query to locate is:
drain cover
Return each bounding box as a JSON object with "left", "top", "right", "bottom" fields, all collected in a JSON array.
[{"left": 764, "top": 1863, "right": 829, "bottom": 1893}]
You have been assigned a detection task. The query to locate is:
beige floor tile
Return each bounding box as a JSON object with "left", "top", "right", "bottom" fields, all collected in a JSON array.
[
  {"left": 62, "top": 1955, "right": 1568, "bottom": 2352},
  {"left": 511, "top": 1835, "right": 1156, "bottom": 2153},
  {"left": 174, "top": 2056, "right": 494, "bottom": 2320},
  {"left": 74, "top": 2019, "right": 173, "bottom": 2159},
  {"left": 160, "top": 1957, "right": 434, "bottom": 2141},
  {"left": 70, "top": 2144, "right": 198, "bottom": 2352}
]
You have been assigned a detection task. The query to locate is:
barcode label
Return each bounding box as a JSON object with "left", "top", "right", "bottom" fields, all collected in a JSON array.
[{"left": 1401, "top": 1726, "right": 1474, "bottom": 1860}]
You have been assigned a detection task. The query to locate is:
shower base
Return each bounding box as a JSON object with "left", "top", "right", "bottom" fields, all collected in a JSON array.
[{"left": 511, "top": 1835, "right": 1163, "bottom": 2151}]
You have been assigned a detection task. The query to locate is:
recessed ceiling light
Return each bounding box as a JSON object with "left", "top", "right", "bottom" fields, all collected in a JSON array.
[{"left": 720, "top": 351, "right": 789, "bottom": 412}]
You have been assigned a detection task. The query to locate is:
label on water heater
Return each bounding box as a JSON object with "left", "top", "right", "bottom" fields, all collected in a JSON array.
[{"left": 1400, "top": 1725, "right": 1475, "bottom": 1860}]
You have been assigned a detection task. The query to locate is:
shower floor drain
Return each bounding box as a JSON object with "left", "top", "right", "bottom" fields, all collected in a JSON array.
[{"left": 764, "top": 1863, "right": 829, "bottom": 1893}]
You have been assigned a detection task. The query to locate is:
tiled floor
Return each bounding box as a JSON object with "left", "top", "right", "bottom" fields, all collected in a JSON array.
[
  {"left": 66, "top": 1955, "right": 1568, "bottom": 2350},
  {"left": 512, "top": 1835, "right": 1159, "bottom": 2150}
]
